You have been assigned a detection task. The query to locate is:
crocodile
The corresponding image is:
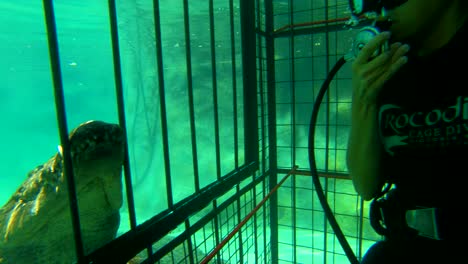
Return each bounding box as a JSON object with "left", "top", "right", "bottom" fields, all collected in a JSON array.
[{"left": 0, "top": 120, "right": 125, "bottom": 263}]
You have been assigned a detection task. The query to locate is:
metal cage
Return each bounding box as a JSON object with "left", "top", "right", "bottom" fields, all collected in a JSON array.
[{"left": 1, "top": 0, "right": 382, "bottom": 263}]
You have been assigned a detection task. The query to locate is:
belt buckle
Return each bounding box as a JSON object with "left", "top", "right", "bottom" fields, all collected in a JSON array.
[{"left": 405, "top": 207, "right": 441, "bottom": 240}]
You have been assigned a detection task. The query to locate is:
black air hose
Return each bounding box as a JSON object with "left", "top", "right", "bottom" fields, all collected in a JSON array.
[{"left": 308, "top": 56, "right": 360, "bottom": 264}]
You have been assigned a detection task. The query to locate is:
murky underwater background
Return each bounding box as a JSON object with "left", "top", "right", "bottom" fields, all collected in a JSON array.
[{"left": 0, "top": 1, "right": 122, "bottom": 205}]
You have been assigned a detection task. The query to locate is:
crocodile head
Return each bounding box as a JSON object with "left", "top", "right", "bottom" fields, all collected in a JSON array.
[{"left": 0, "top": 120, "right": 125, "bottom": 263}]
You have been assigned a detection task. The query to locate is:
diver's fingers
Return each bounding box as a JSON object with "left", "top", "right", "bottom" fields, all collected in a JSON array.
[
  {"left": 359, "top": 42, "right": 408, "bottom": 79},
  {"left": 374, "top": 56, "right": 408, "bottom": 88},
  {"left": 391, "top": 44, "right": 410, "bottom": 64},
  {"left": 360, "top": 50, "right": 391, "bottom": 76},
  {"left": 353, "top": 66, "right": 387, "bottom": 104},
  {"left": 366, "top": 66, "right": 387, "bottom": 86},
  {"left": 354, "top": 31, "right": 392, "bottom": 65},
  {"left": 390, "top": 42, "right": 403, "bottom": 53}
]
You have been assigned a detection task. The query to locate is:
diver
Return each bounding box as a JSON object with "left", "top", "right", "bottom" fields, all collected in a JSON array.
[{"left": 347, "top": 0, "right": 468, "bottom": 263}]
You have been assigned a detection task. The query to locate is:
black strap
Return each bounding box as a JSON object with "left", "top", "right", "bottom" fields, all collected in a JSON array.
[{"left": 369, "top": 189, "right": 419, "bottom": 240}]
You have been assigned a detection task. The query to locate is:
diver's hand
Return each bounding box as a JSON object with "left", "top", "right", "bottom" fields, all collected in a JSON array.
[
  {"left": 352, "top": 31, "right": 410, "bottom": 106},
  {"left": 348, "top": 32, "right": 409, "bottom": 200}
]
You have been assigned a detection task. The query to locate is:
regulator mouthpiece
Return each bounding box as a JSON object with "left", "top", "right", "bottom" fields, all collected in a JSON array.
[{"left": 351, "top": 11, "right": 392, "bottom": 59}]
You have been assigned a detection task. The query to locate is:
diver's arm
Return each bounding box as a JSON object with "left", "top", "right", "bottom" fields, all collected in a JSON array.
[{"left": 347, "top": 103, "right": 385, "bottom": 200}]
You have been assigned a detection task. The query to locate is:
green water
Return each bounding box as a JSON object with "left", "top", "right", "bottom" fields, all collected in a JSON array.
[
  {"left": 0, "top": 0, "right": 243, "bottom": 219},
  {"left": 0, "top": 0, "right": 117, "bottom": 201}
]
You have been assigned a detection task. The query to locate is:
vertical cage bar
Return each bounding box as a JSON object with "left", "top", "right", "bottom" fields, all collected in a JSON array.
[
  {"left": 262, "top": 177, "right": 268, "bottom": 264},
  {"left": 213, "top": 200, "right": 222, "bottom": 262},
  {"left": 263, "top": 0, "right": 278, "bottom": 261},
  {"left": 253, "top": 3, "right": 268, "bottom": 261},
  {"left": 240, "top": 0, "right": 259, "bottom": 164},
  {"left": 235, "top": 185, "right": 245, "bottom": 263},
  {"left": 309, "top": 0, "right": 317, "bottom": 260},
  {"left": 262, "top": 177, "right": 266, "bottom": 264},
  {"left": 288, "top": 0, "right": 297, "bottom": 167},
  {"left": 287, "top": 0, "right": 297, "bottom": 262},
  {"left": 331, "top": 4, "right": 340, "bottom": 262},
  {"left": 185, "top": 219, "right": 195, "bottom": 264},
  {"left": 292, "top": 175, "right": 297, "bottom": 264},
  {"left": 252, "top": 2, "right": 267, "bottom": 256},
  {"left": 108, "top": 0, "right": 138, "bottom": 231},
  {"left": 253, "top": 180, "right": 259, "bottom": 262},
  {"left": 43, "top": 0, "right": 84, "bottom": 263},
  {"left": 108, "top": 6, "right": 158, "bottom": 263},
  {"left": 252, "top": 0, "right": 266, "bottom": 256},
  {"left": 229, "top": 0, "right": 239, "bottom": 169},
  {"left": 182, "top": 0, "right": 200, "bottom": 192},
  {"left": 209, "top": 0, "right": 222, "bottom": 179},
  {"left": 255, "top": 0, "right": 267, "bottom": 174},
  {"left": 324, "top": 1, "right": 331, "bottom": 262},
  {"left": 42, "top": 1, "right": 85, "bottom": 262},
  {"left": 152, "top": 0, "right": 174, "bottom": 208}
]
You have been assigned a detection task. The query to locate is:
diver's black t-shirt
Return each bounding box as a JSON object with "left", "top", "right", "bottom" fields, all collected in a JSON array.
[{"left": 377, "top": 22, "right": 468, "bottom": 208}]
